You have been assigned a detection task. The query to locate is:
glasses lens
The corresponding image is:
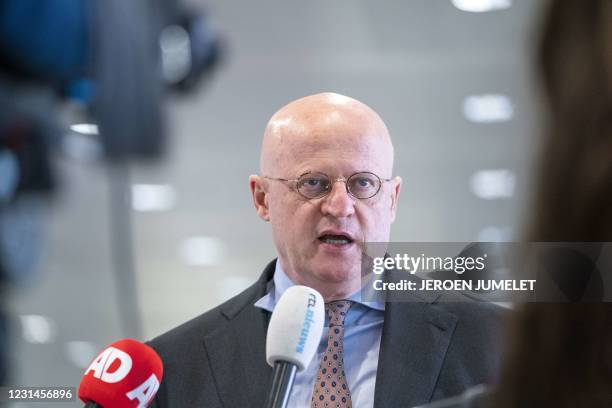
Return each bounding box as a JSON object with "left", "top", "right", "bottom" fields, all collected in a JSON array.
[
  {"left": 297, "top": 173, "right": 331, "bottom": 198},
  {"left": 347, "top": 172, "right": 381, "bottom": 199}
]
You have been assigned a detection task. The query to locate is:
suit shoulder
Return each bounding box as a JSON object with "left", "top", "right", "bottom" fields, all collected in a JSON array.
[{"left": 434, "top": 291, "right": 509, "bottom": 330}]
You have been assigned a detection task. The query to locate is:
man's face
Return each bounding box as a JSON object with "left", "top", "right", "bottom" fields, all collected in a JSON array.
[{"left": 251, "top": 98, "right": 401, "bottom": 298}]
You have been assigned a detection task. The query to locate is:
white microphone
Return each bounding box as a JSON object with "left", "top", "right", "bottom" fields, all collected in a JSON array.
[{"left": 265, "top": 285, "right": 325, "bottom": 408}]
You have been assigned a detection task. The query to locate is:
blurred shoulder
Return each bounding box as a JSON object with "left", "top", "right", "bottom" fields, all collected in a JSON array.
[{"left": 435, "top": 290, "right": 509, "bottom": 330}]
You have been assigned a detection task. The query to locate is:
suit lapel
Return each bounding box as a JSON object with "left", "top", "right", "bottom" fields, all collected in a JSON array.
[
  {"left": 203, "top": 305, "right": 271, "bottom": 406},
  {"left": 202, "top": 261, "right": 276, "bottom": 407},
  {"left": 373, "top": 273, "right": 458, "bottom": 407}
]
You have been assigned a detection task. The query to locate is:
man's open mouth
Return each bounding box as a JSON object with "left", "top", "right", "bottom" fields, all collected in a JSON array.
[{"left": 318, "top": 234, "right": 354, "bottom": 245}]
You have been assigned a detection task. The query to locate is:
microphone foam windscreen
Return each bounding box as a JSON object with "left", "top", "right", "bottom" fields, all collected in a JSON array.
[
  {"left": 266, "top": 285, "right": 325, "bottom": 371},
  {"left": 78, "top": 338, "right": 163, "bottom": 408}
]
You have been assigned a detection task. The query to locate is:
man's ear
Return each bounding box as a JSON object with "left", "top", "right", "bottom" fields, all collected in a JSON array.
[
  {"left": 249, "top": 175, "right": 270, "bottom": 221},
  {"left": 389, "top": 176, "right": 402, "bottom": 223}
]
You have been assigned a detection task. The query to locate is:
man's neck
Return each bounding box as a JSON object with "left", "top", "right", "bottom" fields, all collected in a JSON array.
[{"left": 280, "top": 265, "right": 361, "bottom": 302}]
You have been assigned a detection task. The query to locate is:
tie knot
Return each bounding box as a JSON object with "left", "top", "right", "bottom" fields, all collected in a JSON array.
[{"left": 325, "top": 300, "right": 353, "bottom": 326}]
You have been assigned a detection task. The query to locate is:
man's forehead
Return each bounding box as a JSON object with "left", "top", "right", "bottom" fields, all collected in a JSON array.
[
  {"left": 261, "top": 93, "right": 393, "bottom": 174},
  {"left": 268, "top": 93, "right": 382, "bottom": 134},
  {"left": 279, "top": 129, "right": 386, "bottom": 157}
]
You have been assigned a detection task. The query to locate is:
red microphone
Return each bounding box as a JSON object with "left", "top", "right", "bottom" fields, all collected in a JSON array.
[{"left": 78, "top": 339, "right": 163, "bottom": 408}]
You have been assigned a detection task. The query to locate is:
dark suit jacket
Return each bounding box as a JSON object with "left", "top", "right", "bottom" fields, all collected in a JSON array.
[{"left": 149, "top": 259, "right": 506, "bottom": 407}]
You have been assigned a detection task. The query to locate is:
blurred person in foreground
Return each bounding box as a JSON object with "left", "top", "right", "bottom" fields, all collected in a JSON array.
[
  {"left": 149, "top": 92, "right": 504, "bottom": 407},
  {"left": 419, "top": 1, "right": 612, "bottom": 407},
  {"left": 495, "top": 0, "right": 612, "bottom": 407}
]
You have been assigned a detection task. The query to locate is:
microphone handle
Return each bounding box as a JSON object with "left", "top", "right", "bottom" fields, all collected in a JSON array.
[
  {"left": 84, "top": 402, "right": 103, "bottom": 408},
  {"left": 264, "top": 361, "right": 298, "bottom": 408}
]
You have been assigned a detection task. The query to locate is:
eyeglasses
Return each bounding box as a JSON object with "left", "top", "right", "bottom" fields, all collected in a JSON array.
[{"left": 263, "top": 172, "right": 393, "bottom": 200}]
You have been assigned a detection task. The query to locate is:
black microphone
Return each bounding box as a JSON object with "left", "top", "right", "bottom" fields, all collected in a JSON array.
[{"left": 264, "top": 285, "right": 325, "bottom": 408}]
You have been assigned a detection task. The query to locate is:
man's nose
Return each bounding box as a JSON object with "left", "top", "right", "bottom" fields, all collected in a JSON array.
[{"left": 320, "top": 180, "right": 355, "bottom": 218}]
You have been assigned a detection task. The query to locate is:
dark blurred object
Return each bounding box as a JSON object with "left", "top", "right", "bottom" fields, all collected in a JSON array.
[
  {"left": 528, "top": 0, "right": 612, "bottom": 242},
  {"left": 91, "top": 0, "right": 166, "bottom": 159},
  {"left": 152, "top": 0, "right": 224, "bottom": 93},
  {"left": 0, "top": 306, "right": 7, "bottom": 385},
  {"left": 536, "top": 243, "right": 604, "bottom": 302},
  {"left": 493, "top": 0, "right": 612, "bottom": 407},
  {"left": 0, "top": 114, "right": 56, "bottom": 195},
  {"left": 0, "top": 0, "right": 223, "bottom": 160},
  {"left": 160, "top": 10, "right": 224, "bottom": 93},
  {"left": 0, "top": 0, "right": 224, "bottom": 385},
  {"left": 0, "top": 0, "right": 225, "bottom": 273},
  {"left": 94, "top": 1, "right": 223, "bottom": 158},
  {"left": 0, "top": 0, "right": 90, "bottom": 82}
]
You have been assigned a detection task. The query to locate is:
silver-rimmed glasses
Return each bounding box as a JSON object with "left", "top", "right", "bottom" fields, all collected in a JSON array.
[{"left": 263, "top": 172, "right": 393, "bottom": 200}]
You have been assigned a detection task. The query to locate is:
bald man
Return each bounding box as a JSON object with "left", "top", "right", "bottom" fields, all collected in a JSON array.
[
  {"left": 253, "top": 92, "right": 399, "bottom": 302},
  {"left": 149, "top": 93, "right": 503, "bottom": 408}
]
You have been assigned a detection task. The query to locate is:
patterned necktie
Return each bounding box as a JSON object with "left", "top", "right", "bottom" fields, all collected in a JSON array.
[{"left": 311, "top": 300, "right": 354, "bottom": 408}]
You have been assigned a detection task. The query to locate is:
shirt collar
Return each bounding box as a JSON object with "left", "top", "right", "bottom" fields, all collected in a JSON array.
[{"left": 254, "top": 260, "right": 385, "bottom": 312}]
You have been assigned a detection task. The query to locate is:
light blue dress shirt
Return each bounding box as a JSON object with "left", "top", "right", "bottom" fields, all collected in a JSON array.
[{"left": 254, "top": 262, "right": 385, "bottom": 408}]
